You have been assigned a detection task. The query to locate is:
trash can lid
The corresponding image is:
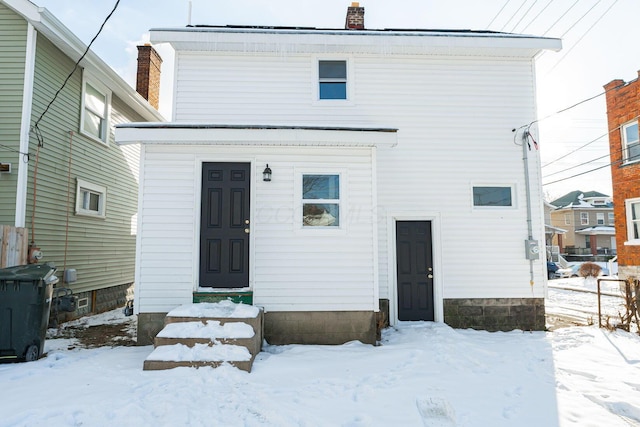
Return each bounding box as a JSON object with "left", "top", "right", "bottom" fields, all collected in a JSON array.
[{"left": 0, "top": 264, "right": 57, "bottom": 281}]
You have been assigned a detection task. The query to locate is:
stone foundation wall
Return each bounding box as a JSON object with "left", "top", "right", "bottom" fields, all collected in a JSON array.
[
  {"left": 444, "top": 298, "right": 545, "bottom": 331},
  {"left": 264, "top": 311, "right": 377, "bottom": 345},
  {"left": 137, "top": 312, "right": 167, "bottom": 345},
  {"left": 618, "top": 265, "right": 640, "bottom": 281},
  {"left": 52, "top": 283, "right": 133, "bottom": 325}
]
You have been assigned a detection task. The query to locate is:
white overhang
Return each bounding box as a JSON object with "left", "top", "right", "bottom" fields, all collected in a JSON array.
[
  {"left": 115, "top": 123, "right": 398, "bottom": 148},
  {"left": 150, "top": 26, "right": 561, "bottom": 58}
]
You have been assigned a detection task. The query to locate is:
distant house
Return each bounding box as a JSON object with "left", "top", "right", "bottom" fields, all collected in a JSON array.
[
  {"left": 116, "top": 4, "right": 561, "bottom": 345},
  {"left": 604, "top": 74, "right": 640, "bottom": 280},
  {"left": 0, "top": 0, "right": 164, "bottom": 316},
  {"left": 549, "top": 191, "right": 616, "bottom": 258},
  {"left": 544, "top": 201, "right": 566, "bottom": 262}
]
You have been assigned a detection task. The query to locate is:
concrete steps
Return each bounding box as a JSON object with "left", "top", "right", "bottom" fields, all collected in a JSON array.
[{"left": 143, "top": 301, "right": 263, "bottom": 372}]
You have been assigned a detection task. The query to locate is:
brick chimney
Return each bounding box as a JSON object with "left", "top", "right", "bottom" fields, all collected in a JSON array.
[
  {"left": 136, "top": 44, "right": 162, "bottom": 110},
  {"left": 345, "top": 2, "right": 365, "bottom": 30}
]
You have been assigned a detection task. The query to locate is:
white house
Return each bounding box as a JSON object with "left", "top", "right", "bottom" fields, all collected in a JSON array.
[{"left": 116, "top": 4, "right": 561, "bottom": 345}]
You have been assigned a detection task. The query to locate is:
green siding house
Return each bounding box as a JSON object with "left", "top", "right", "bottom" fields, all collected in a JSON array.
[{"left": 0, "top": 0, "right": 164, "bottom": 316}]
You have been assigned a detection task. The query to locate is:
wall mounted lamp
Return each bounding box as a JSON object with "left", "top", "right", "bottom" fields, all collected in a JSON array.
[{"left": 262, "top": 164, "right": 272, "bottom": 182}]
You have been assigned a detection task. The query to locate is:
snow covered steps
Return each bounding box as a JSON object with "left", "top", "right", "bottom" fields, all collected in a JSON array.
[{"left": 143, "top": 301, "right": 263, "bottom": 372}]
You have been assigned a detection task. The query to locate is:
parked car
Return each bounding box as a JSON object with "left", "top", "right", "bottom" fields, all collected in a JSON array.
[{"left": 556, "top": 263, "right": 609, "bottom": 278}]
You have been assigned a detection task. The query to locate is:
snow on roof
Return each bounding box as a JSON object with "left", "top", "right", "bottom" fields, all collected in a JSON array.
[
  {"left": 167, "top": 301, "right": 260, "bottom": 319},
  {"left": 157, "top": 321, "right": 255, "bottom": 339},
  {"left": 146, "top": 343, "right": 251, "bottom": 362},
  {"left": 575, "top": 226, "right": 616, "bottom": 235}
]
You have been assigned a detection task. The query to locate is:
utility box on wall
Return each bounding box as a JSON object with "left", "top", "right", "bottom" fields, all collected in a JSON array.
[{"left": 525, "top": 239, "right": 540, "bottom": 260}]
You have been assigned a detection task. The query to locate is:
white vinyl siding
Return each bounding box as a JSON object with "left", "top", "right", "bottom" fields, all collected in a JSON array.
[
  {"left": 170, "top": 50, "right": 544, "bottom": 302},
  {"left": 136, "top": 144, "right": 376, "bottom": 314}
]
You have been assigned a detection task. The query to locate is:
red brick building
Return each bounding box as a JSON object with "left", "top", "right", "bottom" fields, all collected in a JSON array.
[{"left": 604, "top": 74, "right": 640, "bottom": 279}]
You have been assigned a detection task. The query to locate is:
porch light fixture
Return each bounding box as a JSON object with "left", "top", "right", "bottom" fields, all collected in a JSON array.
[{"left": 262, "top": 164, "right": 272, "bottom": 182}]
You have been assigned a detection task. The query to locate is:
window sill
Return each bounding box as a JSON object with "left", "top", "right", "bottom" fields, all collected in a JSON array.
[
  {"left": 75, "top": 211, "right": 106, "bottom": 219},
  {"left": 623, "top": 240, "right": 640, "bottom": 246},
  {"left": 80, "top": 129, "right": 109, "bottom": 146}
]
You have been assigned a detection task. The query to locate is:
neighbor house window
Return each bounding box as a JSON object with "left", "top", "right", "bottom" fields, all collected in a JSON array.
[
  {"left": 625, "top": 198, "right": 640, "bottom": 242},
  {"left": 318, "top": 60, "right": 347, "bottom": 100},
  {"left": 472, "top": 186, "right": 513, "bottom": 207},
  {"left": 76, "top": 179, "right": 106, "bottom": 218},
  {"left": 622, "top": 121, "right": 640, "bottom": 164},
  {"left": 608, "top": 212, "right": 615, "bottom": 225},
  {"left": 564, "top": 214, "right": 571, "bottom": 225},
  {"left": 302, "top": 174, "right": 340, "bottom": 227},
  {"left": 580, "top": 212, "right": 589, "bottom": 225},
  {"left": 597, "top": 213, "right": 605, "bottom": 225},
  {"left": 81, "top": 74, "right": 111, "bottom": 143}
]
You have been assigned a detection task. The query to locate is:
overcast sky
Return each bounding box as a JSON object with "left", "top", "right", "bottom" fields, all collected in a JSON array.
[{"left": 33, "top": 0, "right": 639, "bottom": 200}]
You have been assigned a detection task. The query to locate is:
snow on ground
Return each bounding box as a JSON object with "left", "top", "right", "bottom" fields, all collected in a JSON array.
[{"left": 1, "top": 294, "right": 639, "bottom": 426}]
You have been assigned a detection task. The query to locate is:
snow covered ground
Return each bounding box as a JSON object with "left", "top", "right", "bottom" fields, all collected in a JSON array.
[{"left": 1, "top": 286, "right": 639, "bottom": 426}]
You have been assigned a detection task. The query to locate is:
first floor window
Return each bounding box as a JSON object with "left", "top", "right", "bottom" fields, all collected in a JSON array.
[
  {"left": 76, "top": 179, "right": 106, "bottom": 218},
  {"left": 626, "top": 198, "right": 640, "bottom": 241},
  {"left": 622, "top": 121, "right": 640, "bottom": 164},
  {"left": 302, "top": 174, "right": 340, "bottom": 227},
  {"left": 472, "top": 186, "right": 512, "bottom": 207}
]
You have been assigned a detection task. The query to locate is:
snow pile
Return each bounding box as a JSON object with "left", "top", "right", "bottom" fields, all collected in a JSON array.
[
  {"left": 167, "top": 301, "right": 260, "bottom": 318},
  {"left": 157, "top": 320, "right": 255, "bottom": 339},
  {"left": 1, "top": 319, "right": 639, "bottom": 426}
]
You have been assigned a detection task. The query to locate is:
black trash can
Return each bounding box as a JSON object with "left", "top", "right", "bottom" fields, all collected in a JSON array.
[{"left": 0, "top": 264, "right": 58, "bottom": 362}]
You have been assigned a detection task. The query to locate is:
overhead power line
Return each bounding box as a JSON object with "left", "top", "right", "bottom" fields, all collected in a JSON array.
[
  {"left": 487, "top": 0, "right": 512, "bottom": 28},
  {"left": 520, "top": 0, "right": 553, "bottom": 33},
  {"left": 500, "top": 0, "right": 528, "bottom": 32},
  {"left": 509, "top": 0, "right": 538, "bottom": 33}
]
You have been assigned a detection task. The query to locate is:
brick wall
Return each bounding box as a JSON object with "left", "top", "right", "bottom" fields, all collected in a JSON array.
[
  {"left": 136, "top": 45, "right": 162, "bottom": 110},
  {"left": 604, "top": 75, "right": 640, "bottom": 270}
]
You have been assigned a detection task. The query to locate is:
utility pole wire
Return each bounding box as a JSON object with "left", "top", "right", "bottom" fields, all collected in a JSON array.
[
  {"left": 520, "top": 0, "right": 554, "bottom": 33},
  {"left": 542, "top": 0, "right": 580, "bottom": 36},
  {"left": 509, "top": 0, "right": 538, "bottom": 33},
  {"left": 500, "top": 0, "right": 528, "bottom": 32},
  {"left": 487, "top": 0, "right": 511, "bottom": 28}
]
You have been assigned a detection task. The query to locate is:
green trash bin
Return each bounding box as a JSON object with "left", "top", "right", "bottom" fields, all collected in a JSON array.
[{"left": 0, "top": 264, "right": 58, "bottom": 362}]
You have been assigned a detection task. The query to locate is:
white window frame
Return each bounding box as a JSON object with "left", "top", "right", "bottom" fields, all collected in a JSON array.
[
  {"left": 564, "top": 213, "right": 571, "bottom": 225},
  {"left": 596, "top": 212, "right": 605, "bottom": 225},
  {"left": 625, "top": 198, "right": 640, "bottom": 245},
  {"left": 621, "top": 121, "right": 640, "bottom": 165},
  {"left": 608, "top": 212, "right": 615, "bottom": 225},
  {"left": 580, "top": 212, "right": 589, "bottom": 225},
  {"left": 80, "top": 72, "right": 111, "bottom": 144},
  {"left": 313, "top": 57, "right": 354, "bottom": 104},
  {"left": 75, "top": 178, "right": 107, "bottom": 218},
  {"left": 294, "top": 169, "right": 347, "bottom": 234},
  {"left": 471, "top": 184, "right": 516, "bottom": 209}
]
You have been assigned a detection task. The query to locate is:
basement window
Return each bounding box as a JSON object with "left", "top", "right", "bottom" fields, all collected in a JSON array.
[{"left": 76, "top": 179, "right": 107, "bottom": 218}]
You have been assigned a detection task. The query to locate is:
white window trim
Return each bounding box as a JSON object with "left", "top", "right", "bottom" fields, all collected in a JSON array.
[
  {"left": 580, "top": 212, "right": 589, "bottom": 225},
  {"left": 80, "top": 71, "right": 111, "bottom": 145},
  {"left": 608, "top": 212, "right": 615, "bottom": 225},
  {"left": 564, "top": 213, "right": 571, "bottom": 225},
  {"left": 624, "top": 197, "right": 640, "bottom": 245},
  {"left": 621, "top": 120, "right": 640, "bottom": 165},
  {"left": 312, "top": 56, "right": 354, "bottom": 105},
  {"left": 471, "top": 183, "right": 517, "bottom": 209},
  {"left": 596, "top": 212, "right": 605, "bottom": 225},
  {"left": 75, "top": 178, "right": 107, "bottom": 218},
  {"left": 294, "top": 168, "right": 347, "bottom": 235}
]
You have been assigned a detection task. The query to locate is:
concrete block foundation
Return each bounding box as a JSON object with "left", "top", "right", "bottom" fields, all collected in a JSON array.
[{"left": 444, "top": 297, "right": 546, "bottom": 331}]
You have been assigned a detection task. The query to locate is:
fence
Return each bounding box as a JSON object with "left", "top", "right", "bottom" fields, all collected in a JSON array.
[{"left": 0, "top": 225, "right": 28, "bottom": 267}]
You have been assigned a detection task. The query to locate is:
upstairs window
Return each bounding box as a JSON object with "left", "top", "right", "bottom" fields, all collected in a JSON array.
[
  {"left": 302, "top": 174, "right": 340, "bottom": 227},
  {"left": 319, "top": 60, "right": 347, "bottom": 100},
  {"left": 597, "top": 213, "right": 605, "bottom": 225},
  {"left": 622, "top": 121, "right": 640, "bottom": 164},
  {"left": 580, "top": 212, "right": 589, "bottom": 225},
  {"left": 81, "top": 75, "right": 111, "bottom": 143},
  {"left": 608, "top": 212, "right": 615, "bottom": 225},
  {"left": 564, "top": 214, "right": 571, "bottom": 225}
]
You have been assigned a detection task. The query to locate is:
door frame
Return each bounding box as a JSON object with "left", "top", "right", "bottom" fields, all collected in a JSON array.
[
  {"left": 387, "top": 212, "right": 443, "bottom": 325},
  {"left": 193, "top": 157, "right": 257, "bottom": 291}
]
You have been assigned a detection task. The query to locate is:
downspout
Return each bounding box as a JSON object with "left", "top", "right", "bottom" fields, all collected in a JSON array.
[{"left": 15, "top": 23, "right": 37, "bottom": 227}]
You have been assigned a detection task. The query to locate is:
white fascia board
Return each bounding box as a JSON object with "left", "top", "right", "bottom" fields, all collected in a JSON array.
[
  {"left": 2, "top": 0, "right": 165, "bottom": 122},
  {"left": 150, "top": 27, "right": 561, "bottom": 57},
  {"left": 115, "top": 125, "right": 398, "bottom": 148}
]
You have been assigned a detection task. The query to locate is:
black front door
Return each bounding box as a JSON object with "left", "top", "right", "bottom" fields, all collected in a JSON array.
[
  {"left": 199, "top": 162, "right": 250, "bottom": 288},
  {"left": 396, "top": 221, "right": 435, "bottom": 321}
]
